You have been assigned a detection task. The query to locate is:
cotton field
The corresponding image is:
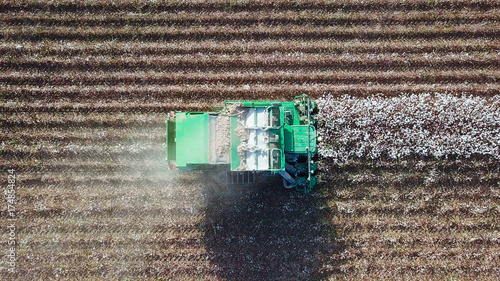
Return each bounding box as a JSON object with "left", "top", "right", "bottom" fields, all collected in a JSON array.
[
  {"left": 317, "top": 93, "right": 500, "bottom": 162},
  {"left": 3, "top": 0, "right": 500, "bottom": 280}
]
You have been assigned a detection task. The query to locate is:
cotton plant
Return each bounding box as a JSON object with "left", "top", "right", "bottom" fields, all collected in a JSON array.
[{"left": 317, "top": 93, "right": 500, "bottom": 162}]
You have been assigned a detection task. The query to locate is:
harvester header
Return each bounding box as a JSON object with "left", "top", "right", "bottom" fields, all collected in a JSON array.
[{"left": 166, "top": 95, "right": 318, "bottom": 192}]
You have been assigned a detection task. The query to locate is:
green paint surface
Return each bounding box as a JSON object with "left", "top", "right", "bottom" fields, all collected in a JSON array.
[
  {"left": 284, "top": 125, "right": 317, "bottom": 154},
  {"left": 230, "top": 116, "right": 241, "bottom": 170},
  {"left": 175, "top": 112, "right": 209, "bottom": 167}
]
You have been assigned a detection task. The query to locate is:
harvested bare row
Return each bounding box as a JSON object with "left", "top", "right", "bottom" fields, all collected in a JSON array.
[
  {"left": 0, "top": 111, "right": 164, "bottom": 126},
  {"left": 0, "top": 100, "right": 216, "bottom": 113},
  {"left": 2, "top": 0, "right": 499, "bottom": 12},
  {"left": 3, "top": 52, "right": 497, "bottom": 70},
  {"left": 2, "top": 10, "right": 498, "bottom": 26},
  {"left": 0, "top": 128, "right": 164, "bottom": 144},
  {"left": 3, "top": 69, "right": 498, "bottom": 86},
  {"left": 2, "top": 24, "right": 499, "bottom": 41},
  {"left": 2, "top": 38, "right": 498, "bottom": 55},
  {"left": 18, "top": 173, "right": 203, "bottom": 191},
  {"left": 1, "top": 152, "right": 162, "bottom": 167}
]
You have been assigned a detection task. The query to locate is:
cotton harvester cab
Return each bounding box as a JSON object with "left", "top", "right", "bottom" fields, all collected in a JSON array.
[{"left": 165, "top": 95, "right": 318, "bottom": 192}]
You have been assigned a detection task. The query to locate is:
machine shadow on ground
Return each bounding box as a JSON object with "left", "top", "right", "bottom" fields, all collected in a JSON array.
[{"left": 201, "top": 172, "right": 345, "bottom": 281}]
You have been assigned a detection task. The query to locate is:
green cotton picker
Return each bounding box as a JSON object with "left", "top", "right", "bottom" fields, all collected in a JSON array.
[{"left": 165, "top": 95, "right": 319, "bottom": 192}]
